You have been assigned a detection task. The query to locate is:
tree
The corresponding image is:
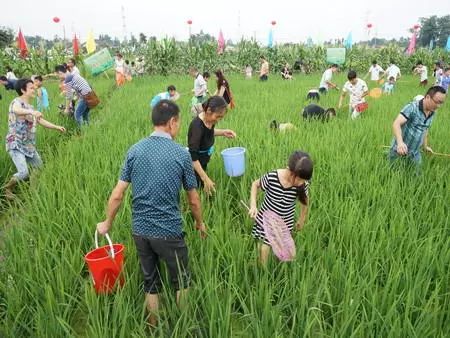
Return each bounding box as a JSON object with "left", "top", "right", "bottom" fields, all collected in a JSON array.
[
  {"left": 418, "top": 15, "right": 450, "bottom": 48},
  {"left": 139, "top": 33, "right": 147, "bottom": 44},
  {"left": 0, "top": 26, "right": 14, "bottom": 48}
]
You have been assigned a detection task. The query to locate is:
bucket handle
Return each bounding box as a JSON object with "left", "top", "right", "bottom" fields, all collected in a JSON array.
[{"left": 94, "top": 231, "right": 115, "bottom": 259}]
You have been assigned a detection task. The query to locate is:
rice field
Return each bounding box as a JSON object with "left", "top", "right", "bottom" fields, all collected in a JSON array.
[{"left": 0, "top": 73, "right": 449, "bottom": 337}]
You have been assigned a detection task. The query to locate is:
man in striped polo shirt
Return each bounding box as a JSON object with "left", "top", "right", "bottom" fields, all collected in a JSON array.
[
  {"left": 389, "top": 86, "right": 446, "bottom": 166},
  {"left": 55, "top": 65, "right": 93, "bottom": 126}
]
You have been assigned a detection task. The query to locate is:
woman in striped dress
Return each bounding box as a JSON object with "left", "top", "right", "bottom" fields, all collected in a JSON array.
[{"left": 248, "top": 151, "right": 313, "bottom": 266}]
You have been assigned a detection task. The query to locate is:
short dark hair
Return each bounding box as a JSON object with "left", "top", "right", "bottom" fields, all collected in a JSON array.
[
  {"left": 15, "top": 78, "right": 34, "bottom": 96},
  {"left": 426, "top": 86, "right": 446, "bottom": 97},
  {"left": 416, "top": 61, "right": 423, "bottom": 66},
  {"left": 347, "top": 70, "right": 357, "bottom": 80},
  {"left": 69, "top": 58, "right": 76, "bottom": 65},
  {"left": 269, "top": 120, "right": 279, "bottom": 130},
  {"left": 325, "top": 108, "right": 336, "bottom": 116},
  {"left": 6, "top": 66, "right": 13, "bottom": 72},
  {"left": 372, "top": 60, "right": 377, "bottom": 65},
  {"left": 203, "top": 71, "right": 210, "bottom": 79},
  {"left": 167, "top": 85, "right": 176, "bottom": 91},
  {"left": 55, "top": 64, "right": 67, "bottom": 73},
  {"left": 34, "top": 75, "right": 43, "bottom": 82},
  {"left": 152, "top": 100, "right": 179, "bottom": 126},
  {"left": 390, "top": 59, "right": 395, "bottom": 64},
  {"left": 0, "top": 76, "right": 7, "bottom": 81},
  {"left": 260, "top": 56, "right": 266, "bottom": 60},
  {"left": 125, "top": 60, "right": 129, "bottom": 65},
  {"left": 388, "top": 76, "right": 395, "bottom": 81},
  {"left": 331, "top": 64, "right": 338, "bottom": 68}
]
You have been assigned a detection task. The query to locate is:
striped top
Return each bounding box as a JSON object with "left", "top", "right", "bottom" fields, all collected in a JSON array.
[
  {"left": 255, "top": 170, "right": 309, "bottom": 230},
  {"left": 64, "top": 74, "right": 92, "bottom": 99}
]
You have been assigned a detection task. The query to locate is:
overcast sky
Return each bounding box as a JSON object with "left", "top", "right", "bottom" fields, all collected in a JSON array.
[{"left": 3, "top": 0, "right": 450, "bottom": 44}]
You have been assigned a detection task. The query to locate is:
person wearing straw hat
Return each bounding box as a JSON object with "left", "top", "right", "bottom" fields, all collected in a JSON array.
[
  {"left": 247, "top": 150, "right": 313, "bottom": 266},
  {"left": 96, "top": 100, "right": 206, "bottom": 328},
  {"left": 389, "top": 86, "right": 446, "bottom": 166}
]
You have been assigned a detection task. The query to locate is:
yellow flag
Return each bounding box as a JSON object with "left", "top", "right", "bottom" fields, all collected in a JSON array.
[{"left": 86, "top": 30, "right": 96, "bottom": 54}]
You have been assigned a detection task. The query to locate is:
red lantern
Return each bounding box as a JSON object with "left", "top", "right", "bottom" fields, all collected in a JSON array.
[
  {"left": 187, "top": 20, "right": 192, "bottom": 25},
  {"left": 367, "top": 23, "right": 373, "bottom": 29},
  {"left": 413, "top": 24, "right": 420, "bottom": 30},
  {"left": 271, "top": 20, "right": 276, "bottom": 26},
  {"left": 53, "top": 17, "right": 60, "bottom": 23}
]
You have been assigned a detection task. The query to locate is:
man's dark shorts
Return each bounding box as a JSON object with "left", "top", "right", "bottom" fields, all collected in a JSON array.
[
  {"left": 133, "top": 234, "right": 190, "bottom": 294},
  {"left": 260, "top": 75, "right": 268, "bottom": 81}
]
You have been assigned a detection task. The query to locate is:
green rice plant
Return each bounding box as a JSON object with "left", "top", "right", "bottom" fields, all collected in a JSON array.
[{"left": 0, "top": 74, "right": 449, "bottom": 337}]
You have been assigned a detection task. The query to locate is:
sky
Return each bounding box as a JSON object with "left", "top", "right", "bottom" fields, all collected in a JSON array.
[{"left": 3, "top": 0, "right": 450, "bottom": 44}]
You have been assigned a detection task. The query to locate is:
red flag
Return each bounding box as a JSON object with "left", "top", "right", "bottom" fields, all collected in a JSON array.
[
  {"left": 407, "top": 32, "right": 416, "bottom": 55},
  {"left": 217, "top": 30, "right": 225, "bottom": 54},
  {"left": 17, "top": 29, "right": 28, "bottom": 58},
  {"left": 73, "top": 34, "right": 80, "bottom": 56}
]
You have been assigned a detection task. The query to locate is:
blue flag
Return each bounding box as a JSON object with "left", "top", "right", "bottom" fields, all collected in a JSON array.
[
  {"left": 446, "top": 36, "right": 450, "bottom": 52},
  {"left": 344, "top": 32, "right": 353, "bottom": 49},
  {"left": 429, "top": 38, "right": 434, "bottom": 50},
  {"left": 268, "top": 29, "right": 273, "bottom": 48}
]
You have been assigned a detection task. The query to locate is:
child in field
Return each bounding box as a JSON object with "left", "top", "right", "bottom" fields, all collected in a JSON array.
[
  {"left": 245, "top": 64, "right": 253, "bottom": 79},
  {"left": 338, "top": 70, "right": 369, "bottom": 120},
  {"left": 33, "top": 76, "right": 49, "bottom": 112},
  {"left": 302, "top": 104, "right": 336, "bottom": 121},
  {"left": 124, "top": 60, "right": 132, "bottom": 81},
  {"left": 382, "top": 76, "right": 395, "bottom": 95},
  {"left": 269, "top": 120, "right": 296, "bottom": 132},
  {"left": 248, "top": 150, "right": 313, "bottom": 266},
  {"left": 187, "top": 96, "right": 236, "bottom": 194},
  {"left": 150, "top": 85, "right": 180, "bottom": 108},
  {"left": 439, "top": 67, "right": 450, "bottom": 91},
  {"left": 414, "top": 61, "right": 428, "bottom": 86},
  {"left": 306, "top": 89, "right": 320, "bottom": 101}
]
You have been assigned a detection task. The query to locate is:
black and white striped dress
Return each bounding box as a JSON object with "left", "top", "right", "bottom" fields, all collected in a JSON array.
[{"left": 251, "top": 170, "right": 309, "bottom": 245}]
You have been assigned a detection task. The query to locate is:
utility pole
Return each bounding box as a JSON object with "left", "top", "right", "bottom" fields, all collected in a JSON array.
[{"left": 121, "top": 6, "right": 127, "bottom": 43}]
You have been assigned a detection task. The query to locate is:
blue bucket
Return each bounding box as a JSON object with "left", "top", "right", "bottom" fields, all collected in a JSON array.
[{"left": 221, "top": 147, "right": 246, "bottom": 177}]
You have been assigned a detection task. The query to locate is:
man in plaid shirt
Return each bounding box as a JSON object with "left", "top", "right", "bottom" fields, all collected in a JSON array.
[{"left": 389, "top": 86, "right": 446, "bottom": 166}]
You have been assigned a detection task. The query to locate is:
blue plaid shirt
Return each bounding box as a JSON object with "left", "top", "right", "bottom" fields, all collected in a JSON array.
[
  {"left": 120, "top": 131, "right": 197, "bottom": 238},
  {"left": 390, "top": 99, "right": 435, "bottom": 159}
]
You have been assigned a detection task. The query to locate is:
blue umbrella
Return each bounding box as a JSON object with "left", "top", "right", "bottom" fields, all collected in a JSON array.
[{"left": 446, "top": 36, "right": 450, "bottom": 52}]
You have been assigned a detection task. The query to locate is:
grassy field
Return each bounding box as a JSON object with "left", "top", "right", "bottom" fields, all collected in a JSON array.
[{"left": 0, "top": 73, "right": 449, "bottom": 337}]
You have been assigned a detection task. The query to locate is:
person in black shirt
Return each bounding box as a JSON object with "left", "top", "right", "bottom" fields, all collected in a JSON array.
[
  {"left": 214, "top": 70, "right": 233, "bottom": 107},
  {"left": 188, "top": 96, "right": 236, "bottom": 195},
  {"left": 0, "top": 76, "right": 17, "bottom": 91},
  {"left": 302, "top": 104, "right": 336, "bottom": 121}
]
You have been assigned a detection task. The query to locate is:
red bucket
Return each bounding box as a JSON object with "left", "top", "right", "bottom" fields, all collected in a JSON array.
[{"left": 84, "top": 231, "right": 125, "bottom": 294}]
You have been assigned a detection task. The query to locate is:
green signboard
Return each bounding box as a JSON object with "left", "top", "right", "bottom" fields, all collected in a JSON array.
[
  {"left": 84, "top": 48, "right": 114, "bottom": 75},
  {"left": 326, "top": 48, "right": 346, "bottom": 65}
]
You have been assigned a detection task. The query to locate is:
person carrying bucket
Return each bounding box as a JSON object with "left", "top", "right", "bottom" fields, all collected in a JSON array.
[
  {"left": 187, "top": 96, "right": 236, "bottom": 195},
  {"left": 96, "top": 100, "right": 206, "bottom": 328},
  {"left": 338, "top": 70, "right": 369, "bottom": 120},
  {"left": 247, "top": 151, "right": 313, "bottom": 266}
]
